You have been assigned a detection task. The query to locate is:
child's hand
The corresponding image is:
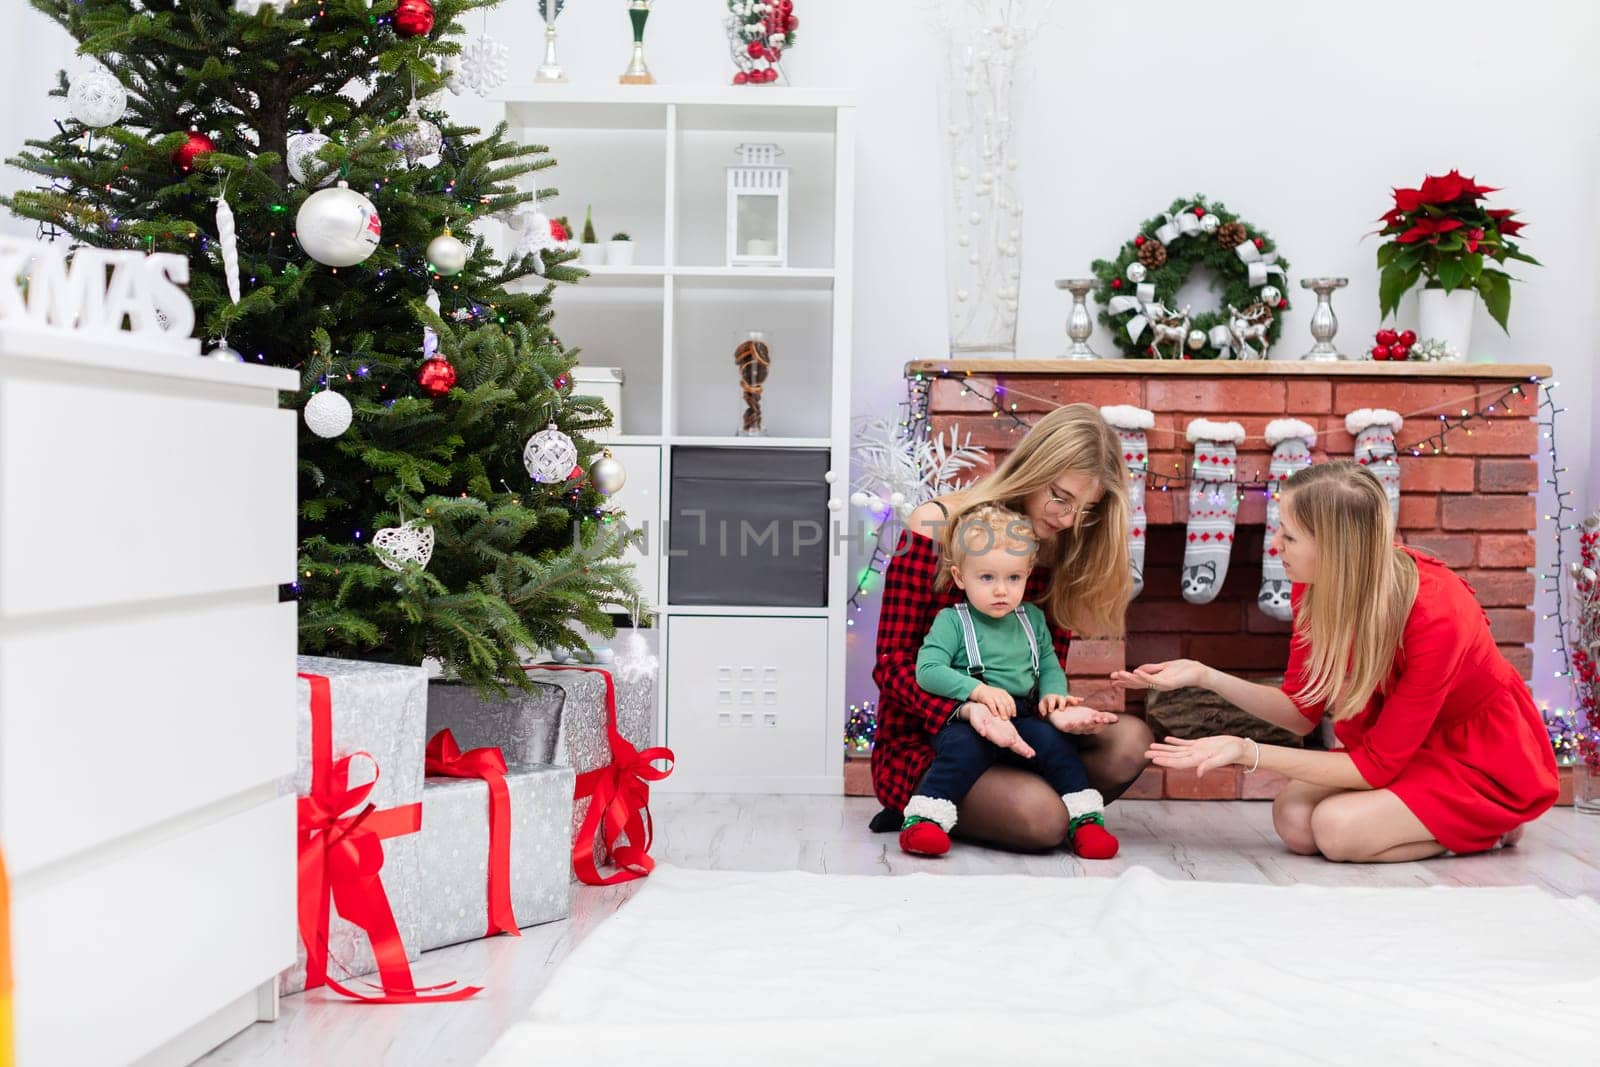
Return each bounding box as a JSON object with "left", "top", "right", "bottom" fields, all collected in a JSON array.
[
  {"left": 1047, "top": 705, "right": 1121, "bottom": 735},
  {"left": 1036, "top": 693, "right": 1084, "bottom": 716},
  {"left": 969, "top": 684, "right": 1016, "bottom": 719}
]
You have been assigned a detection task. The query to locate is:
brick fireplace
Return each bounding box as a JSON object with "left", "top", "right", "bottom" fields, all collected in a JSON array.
[{"left": 894, "top": 358, "right": 1554, "bottom": 801}]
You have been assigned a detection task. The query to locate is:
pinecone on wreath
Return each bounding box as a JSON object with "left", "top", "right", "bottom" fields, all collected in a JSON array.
[
  {"left": 1216, "top": 222, "right": 1248, "bottom": 250},
  {"left": 1137, "top": 240, "right": 1167, "bottom": 270}
]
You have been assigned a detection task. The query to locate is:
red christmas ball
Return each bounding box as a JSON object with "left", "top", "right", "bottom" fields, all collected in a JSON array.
[
  {"left": 418, "top": 356, "right": 457, "bottom": 396},
  {"left": 171, "top": 130, "right": 215, "bottom": 172},
  {"left": 1278, "top": 299, "right": 1288, "bottom": 310},
  {"left": 762, "top": 67, "right": 779, "bottom": 82},
  {"left": 747, "top": 40, "right": 765, "bottom": 57},
  {"left": 1392, "top": 343, "right": 1412, "bottom": 361},
  {"left": 733, "top": 71, "right": 749, "bottom": 85},
  {"left": 786, "top": 15, "right": 799, "bottom": 31},
  {"left": 1371, "top": 344, "right": 1393, "bottom": 361},
  {"left": 1133, "top": 235, "right": 1147, "bottom": 246},
  {"left": 394, "top": 0, "right": 435, "bottom": 38},
  {"left": 1111, "top": 278, "right": 1123, "bottom": 290},
  {"left": 1399, "top": 329, "right": 1417, "bottom": 346},
  {"left": 1375, "top": 328, "right": 1398, "bottom": 346}
]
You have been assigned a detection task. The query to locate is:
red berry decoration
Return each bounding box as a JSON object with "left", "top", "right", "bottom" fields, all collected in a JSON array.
[
  {"left": 417, "top": 356, "right": 457, "bottom": 396},
  {"left": 1278, "top": 299, "right": 1288, "bottom": 310},
  {"left": 1193, "top": 206, "right": 1205, "bottom": 217},
  {"left": 786, "top": 14, "right": 799, "bottom": 30},
  {"left": 1371, "top": 344, "right": 1393, "bottom": 361},
  {"left": 1253, "top": 237, "right": 1264, "bottom": 249},
  {"left": 1111, "top": 278, "right": 1123, "bottom": 290},
  {"left": 747, "top": 40, "right": 765, "bottom": 57},
  {"left": 733, "top": 71, "right": 749, "bottom": 85},
  {"left": 1392, "top": 343, "right": 1412, "bottom": 361},
  {"left": 1376, "top": 328, "right": 1398, "bottom": 346},
  {"left": 1133, "top": 235, "right": 1147, "bottom": 246},
  {"left": 394, "top": 0, "right": 435, "bottom": 38},
  {"left": 1399, "top": 329, "right": 1417, "bottom": 346},
  {"left": 171, "top": 129, "right": 215, "bottom": 172}
]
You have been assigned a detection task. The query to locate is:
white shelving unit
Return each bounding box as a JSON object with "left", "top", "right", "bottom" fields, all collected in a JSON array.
[{"left": 497, "top": 86, "right": 854, "bottom": 794}]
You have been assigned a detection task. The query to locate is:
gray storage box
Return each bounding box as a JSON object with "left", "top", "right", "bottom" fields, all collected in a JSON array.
[{"left": 667, "top": 446, "right": 829, "bottom": 606}]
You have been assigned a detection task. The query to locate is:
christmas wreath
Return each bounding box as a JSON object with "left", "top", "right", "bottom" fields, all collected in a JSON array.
[{"left": 1090, "top": 195, "right": 1290, "bottom": 360}]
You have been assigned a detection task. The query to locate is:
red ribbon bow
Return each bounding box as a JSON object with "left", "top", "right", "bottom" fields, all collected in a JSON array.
[
  {"left": 523, "top": 665, "right": 675, "bottom": 886},
  {"left": 296, "top": 672, "right": 480, "bottom": 1003},
  {"left": 424, "top": 729, "right": 520, "bottom": 938}
]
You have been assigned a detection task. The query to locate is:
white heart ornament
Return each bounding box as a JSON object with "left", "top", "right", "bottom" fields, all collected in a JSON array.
[{"left": 372, "top": 520, "right": 434, "bottom": 572}]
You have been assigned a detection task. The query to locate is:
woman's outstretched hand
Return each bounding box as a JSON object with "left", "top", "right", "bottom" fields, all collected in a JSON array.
[
  {"left": 1111, "top": 659, "right": 1213, "bottom": 693},
  {"left": 967, "top": 703, "right": 1037, "bottom": 759},
  {"left": 1145, "top": 735, "right": 1249, "bottom": 776}
]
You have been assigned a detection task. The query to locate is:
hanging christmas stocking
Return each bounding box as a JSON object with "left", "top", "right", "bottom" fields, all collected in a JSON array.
[
  {"left": 1259, "top": 419, "right": 1315, "bottom": 620},
  {"left": 1182, "top": 418, "right": 1245, "bottom": 604},
  {"left": 1100, "top": 404, "right": 1155, "bottom": 596},
  {"left": 1345, "top": 408, "right": 1403, "bottom": 524}
]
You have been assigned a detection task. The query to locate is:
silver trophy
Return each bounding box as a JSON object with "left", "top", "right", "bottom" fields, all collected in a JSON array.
[
  {"left": 1299, "top": 277, "right": 1350, "bottom": 361},
  {"left": 1055, "top": 278, "right": 1102, "bottom": 359},
  {"left": 536, "top": 0, "right": 567, "bottom": 84}
]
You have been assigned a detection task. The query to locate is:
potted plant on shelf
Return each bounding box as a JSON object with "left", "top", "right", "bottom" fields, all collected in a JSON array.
[
  {"left": 1375, "top": 169, "right": 1536, "bottom": 361},
  {"left": 608, "top": 231, "right": 635, "bottom": 266},
  {"left": 580, "top": 205, "right": 605, "bottom": 266}
]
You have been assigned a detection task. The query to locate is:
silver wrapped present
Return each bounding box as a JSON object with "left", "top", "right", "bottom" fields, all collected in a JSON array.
[
  {"left": 408, "top": 763, "right": 576, "bottom": 952},
  {"left": 285, "top": 656, "right": 429, "bottom": 996},
  {"left": 428, "top": 665, "right": 657, "bottom": 877}
]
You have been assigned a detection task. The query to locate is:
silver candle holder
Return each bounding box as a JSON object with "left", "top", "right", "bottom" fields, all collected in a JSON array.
[
  {"left": 1299, "top": 277, "right": 1350, "bottom": 361},
  {"left": 1055, "top": 278, "right": 1103, "bottom": 360},
  {"left": 536, "top": 0, "right": 568, "bottom": 85}
]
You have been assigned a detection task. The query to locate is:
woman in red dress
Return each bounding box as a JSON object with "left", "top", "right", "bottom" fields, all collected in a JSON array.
[
  {"left": 1116, "top": 461, "right": 1560, "bottom": 861},
  {"left": 871, "top": 403, "right": 1154, "bottom": 850}
]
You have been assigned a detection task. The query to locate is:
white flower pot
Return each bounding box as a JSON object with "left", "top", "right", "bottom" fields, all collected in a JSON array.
[
  {"left": 1417, "top": 287, "right": 1477, "bottom": 361},
  {"left": 579, "top": 242, "right": 606, "bottom": 266},
  {"left": 606, "top": 240, "right": 635, "bottom": 266}
]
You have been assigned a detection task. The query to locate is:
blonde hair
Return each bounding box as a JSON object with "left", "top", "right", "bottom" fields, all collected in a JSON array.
[
  {"left": 935, "top": 403, "right": 1132, "bottom": 636},
  {"left": 941, "top": 504, "right": 1038, "bottom": 568},
  {"left": 1284, "top": 461, "right": 1418, "bottom": 720}
]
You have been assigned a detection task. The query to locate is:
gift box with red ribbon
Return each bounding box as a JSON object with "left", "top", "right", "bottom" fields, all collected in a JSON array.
[
  {"left": 285, "top": 657, "right": 443, "bottom": 998},
  {"left": 428, "top": 664, "right": 672, "bottom": 886},
  {"left": 407, "top": 730, "right": 575, "bottom": 953}
]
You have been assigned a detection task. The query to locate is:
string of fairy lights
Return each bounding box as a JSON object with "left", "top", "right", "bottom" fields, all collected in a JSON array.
[{"left": 843, "top": 368, "right": 1593, "bottom": 764}]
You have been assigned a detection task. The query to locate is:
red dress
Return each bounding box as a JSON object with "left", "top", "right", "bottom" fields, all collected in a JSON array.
[
  {"left": 1285, "top": 547, "right": 1560, "bottom": 854},
  {"left": 870, "top": 530, "right": 1073, "bottom": 812}
]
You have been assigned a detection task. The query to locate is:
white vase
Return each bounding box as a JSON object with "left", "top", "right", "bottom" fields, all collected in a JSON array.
[
  {"left": 580, "top": 242, "right": 606, "bottom": 266},
  {"left": 1417, "top": 287, "right": 1476, "bottom": 361},
  {"left": 606, "top": 240, "right": 635, "bottom": 266}
]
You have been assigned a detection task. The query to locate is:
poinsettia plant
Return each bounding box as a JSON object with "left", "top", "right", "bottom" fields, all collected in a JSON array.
[{"left": 1375, "top": 169, "right": 1538, "bottom": 331}]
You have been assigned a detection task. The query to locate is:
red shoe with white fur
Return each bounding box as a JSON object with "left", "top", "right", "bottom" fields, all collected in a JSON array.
[{"left": 900, "top": 819, "right": 951, "bottom": 856}]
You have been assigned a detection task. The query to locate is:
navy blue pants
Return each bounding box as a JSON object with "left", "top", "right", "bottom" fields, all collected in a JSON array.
[{"left": 918, "top": 699, "right": 1090, "bottom": 804}]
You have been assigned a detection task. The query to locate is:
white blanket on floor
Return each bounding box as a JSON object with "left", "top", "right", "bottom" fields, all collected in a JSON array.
[{"left": 480, "top": 865, "right": 1600, "bottom": 1066}]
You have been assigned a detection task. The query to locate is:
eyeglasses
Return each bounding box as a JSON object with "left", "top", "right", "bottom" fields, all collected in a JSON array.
[{"left": 1044, "top": 485, "right": 1100, "bottom": 528}]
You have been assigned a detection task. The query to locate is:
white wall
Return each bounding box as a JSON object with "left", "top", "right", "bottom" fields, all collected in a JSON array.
[{"left": 8, "top": 0, "right": 1596, "bottom": 718}]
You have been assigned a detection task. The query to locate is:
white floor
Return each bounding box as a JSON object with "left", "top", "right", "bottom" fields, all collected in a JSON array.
[{"left": 200, "top": 796, "right": 1600, "bottom": 1067}]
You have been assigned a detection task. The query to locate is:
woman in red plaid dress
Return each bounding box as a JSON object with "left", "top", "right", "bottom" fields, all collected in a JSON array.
[{"left": 870, "top": 404, "right": 1153, "bottom": 850}]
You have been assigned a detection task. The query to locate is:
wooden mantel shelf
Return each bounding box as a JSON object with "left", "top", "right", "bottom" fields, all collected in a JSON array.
[{"left": 904, "top": 359, "right": 1552, "bottom": 380}]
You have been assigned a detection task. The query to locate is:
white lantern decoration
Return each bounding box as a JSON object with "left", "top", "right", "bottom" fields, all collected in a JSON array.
[{"left": 725, "top": 142, "right": 789, "bottom": 268}]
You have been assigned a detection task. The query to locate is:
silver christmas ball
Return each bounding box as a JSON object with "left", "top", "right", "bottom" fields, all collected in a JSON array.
[
  {"left": 588, "top": 452, "right": 628, "bottom": 495},
  {"left": 304, "top": 389, "right": 354, "bottom": 438},
  {"left": 67, "top": 60, "right": 126, "bottom": 129},
  {"left": 206, "top": 344, "right": 244, "bottom": 362},
  {"left": 427, "top": 231, "right": 469, "bottom": 276},
  {"left": 1259, "top": 285, "right": 1282, "bottom": 306},
  {"left": 1200, "top": 213, "right": 1221, "bottom": 234},
  {"left": 286, "top": 132, "right": 334, "bottom": 187},
  {"left": 523, "top": 423, "right": 578, "bottom": 483},
  {"left": 1126, "top": 262, "right": 1147, "bottom": 284},
  {"left": 1187, "top": 329, "right": 1206, "bottom": 350},
  {"left": 395, "top": 104, "right": 442, "bottom": 167},
  {"left": 295, "top": 181, "right": 381, "bottom": 267}
]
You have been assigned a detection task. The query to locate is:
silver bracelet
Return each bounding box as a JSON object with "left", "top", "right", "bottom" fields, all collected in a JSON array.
[{"left": 1244, "top": 737, "right": 1262, "bottom": 774}]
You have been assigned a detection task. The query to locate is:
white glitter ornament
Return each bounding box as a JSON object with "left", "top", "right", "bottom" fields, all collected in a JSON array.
[
  {"left": 523, "top": 423, "right": 578, "bottom": 483},
  {"left": 304, "top": 389, "right": 353, "bottom": 438},
  {"left": 395, "top": 102, "right": 442, "bottom": 168},
  {"left": 295, "top": 181, "right": 381, "bottom": 267},
  {"left": 67, "top": 59, "right": 126, "bottom": 129},
  {"left": 373, "top": 519, "right": 434, "bottom": 572},
  {"left": 286, "top": 132, "right": 334, "bottom": 187}
]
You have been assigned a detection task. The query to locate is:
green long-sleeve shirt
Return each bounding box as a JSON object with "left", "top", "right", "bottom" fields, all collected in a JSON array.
[{"left": 916, "top": 602, "right": 1069, "bottom": 701}]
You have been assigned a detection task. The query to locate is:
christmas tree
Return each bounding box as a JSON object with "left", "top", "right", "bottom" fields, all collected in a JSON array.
[{"left": 4, "top": 0, "right": 641, "bottom": 693}]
